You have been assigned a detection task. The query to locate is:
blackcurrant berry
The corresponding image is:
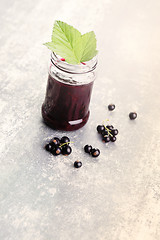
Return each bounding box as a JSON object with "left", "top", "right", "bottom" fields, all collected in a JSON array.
[
  {"left": 84, "top": 145, "right": 92, "bottom": 154},
  {"left": 45, "top": 143, "right": 55, "bottom": 152},
  {"left": 52, "top": 146, "right": 62, "bottom": 156},
  {"left": 108, "top": 104, "right": 115, "bottom": 111},
  {"left": 97, "top": 125, "right": 105, "bottom": 134},
  {"left": 60, "top": 136, "right": 70, "bottom": 144},
  {"left": 111, "top": 129, "right": 118, "bottom": 136},
  {"left": 129, "top": 112, "right": 137, "bottom": 120},
  {"left": 102, "top": 135, "right": 110, "bottom": 143},
  {"left": 91, "top": 148, "right": 100, "bottom": 157},
  {"left": 106, "top": 125, "right": 114, "bottom": 130},
  {"left": 101, "top": 129, "right": 109, "bottom": 136},
  {"left": 52, "top": 137, "right": 60, "bottom": 146},
  {"left": 74, "top": 161, "right": 82, "bottom": 168},
  {"left": 110, "top": 136, "right": 117, "bottom": 142},
  {"left": 61, "top": 145, "right": 72, "bottom": 155}
]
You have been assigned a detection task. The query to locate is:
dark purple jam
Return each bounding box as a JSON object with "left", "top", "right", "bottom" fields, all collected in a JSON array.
[{"left": 42, "top": 74, "right": 94, "bottom": 131}]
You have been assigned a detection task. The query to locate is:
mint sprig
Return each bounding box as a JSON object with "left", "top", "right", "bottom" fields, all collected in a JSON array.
[{"left": 44, "top": 20, "right": 98, "bottom": 64}]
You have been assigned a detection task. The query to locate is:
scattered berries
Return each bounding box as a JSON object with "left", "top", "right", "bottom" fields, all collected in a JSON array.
[
  {"left": 108, "top": 104, "right": 115, "bottom": 111},
  {"left": 74, "top": 161, "right": 82, "bottom": 168},
  {"left": 84, "top": 144, "right": 100, "bottom": 157},
  {"left": 129, "top": 112, "right": 137, "bottom": 120},
  {"left": 91, "top": 148, "right": 100, "bottom": 157},
  {"left": 97, "top": 123, "right": 118, "bottom": 143},
  {"left": 45, "top": 136, "right": 72, "bottom": 156},
  {"left": 84, "top": 145, "right": 92, "bottom": 154}
]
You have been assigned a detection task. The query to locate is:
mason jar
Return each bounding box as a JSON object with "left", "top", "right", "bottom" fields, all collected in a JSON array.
[{"left": 42, "top": 52, "right": 97, "bottom": 131}]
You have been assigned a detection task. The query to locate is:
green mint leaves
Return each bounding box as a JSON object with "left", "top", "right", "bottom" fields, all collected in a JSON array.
[{"left": 44, "top": 20, "right": 98, "bottom": 64}]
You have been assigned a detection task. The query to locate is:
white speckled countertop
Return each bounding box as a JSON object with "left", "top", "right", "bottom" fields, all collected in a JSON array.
[{"left": 1, "top": 0, "right": 160, "bottom": 239}]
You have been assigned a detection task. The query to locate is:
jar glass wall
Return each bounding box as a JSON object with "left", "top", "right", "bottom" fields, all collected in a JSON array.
[{"left": 42, "top": 52, "right": 97, "bottom": 131}]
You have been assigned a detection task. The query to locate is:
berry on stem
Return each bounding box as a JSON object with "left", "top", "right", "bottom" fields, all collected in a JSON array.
[
  {"left": 60, "top": 136, "right": 70, "bottom": 145},
  {"left": 101, "top": 129, "right": 109, "bottom": 136},
  {"left": 102, "top": 136, "right": 110, "bottom": 143},
  {"left": 106, "top": 125, "right": 114, "bottom": 130},
  {"left": 45, "top": 143, "right": 55, "bottom": 152},
  {"left": 61, "top": 145, "right": 72, "bottom": 155},
  {"left": 52, "top": 137, "right": 60, "bottom": 146},
  {"left": 111, "top": 129, "right": 118, "bottom": 136},
  {"left": 52, "top": 146, "right": 62, "bottom": 156},
  {"left": 97, "top": 125, "right": 105, "bottom": 134},
  {"left": 110, "top": 136, "right": 117, "bottom": 142}
]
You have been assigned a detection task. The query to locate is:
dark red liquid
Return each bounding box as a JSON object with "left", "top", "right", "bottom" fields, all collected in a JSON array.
[{"left": 42, "top": 74, "right": 94, "bottom": 131}]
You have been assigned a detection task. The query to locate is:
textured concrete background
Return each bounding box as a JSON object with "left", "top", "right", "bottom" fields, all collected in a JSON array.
[{"left": 0, "top": 0, "right": 160, "bottom": 239}]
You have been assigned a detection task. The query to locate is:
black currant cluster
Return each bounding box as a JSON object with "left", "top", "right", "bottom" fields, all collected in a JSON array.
[
  {"left": 45, "top": 136, "right": 72, "bottom": 156},
  {"left": 84, "top": 145, "right": 100, "bottom": 157},
  {"left": 97, "top": 124, "right": 118, "bottom": 143}
]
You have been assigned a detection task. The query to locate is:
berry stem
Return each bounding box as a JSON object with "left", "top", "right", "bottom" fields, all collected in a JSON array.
[
  {"left": 59, "top": 141, "right": 74, "bottom": 148},
  {"left": 102, "top": 119, "right": 113, "bottom": 137},
  {"left": 104, "top": 126, "right": 113, "bottom": 137},
  {"left": 102, "top": 119, "right": 109, "bottom": 125}
]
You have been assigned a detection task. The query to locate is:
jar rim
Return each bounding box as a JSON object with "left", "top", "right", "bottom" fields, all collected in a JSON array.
[{"left": 51, "top": 52, "right": 97, "bottom": 74}]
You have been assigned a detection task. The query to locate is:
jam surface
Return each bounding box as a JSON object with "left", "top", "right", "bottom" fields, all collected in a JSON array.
[{"left": 42, "top": 74, "right": 93, "bottom": 131}]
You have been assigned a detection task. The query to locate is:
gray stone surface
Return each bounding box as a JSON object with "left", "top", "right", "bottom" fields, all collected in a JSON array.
[{"left": 0, "top": 0, "right": 160, "bottom": 239}]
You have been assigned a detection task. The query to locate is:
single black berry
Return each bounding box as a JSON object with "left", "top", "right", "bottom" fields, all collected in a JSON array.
[
  {"left": 91, "top": 148, "right": 100, "bottom": 157},
  {"left": 52, "top": 137, "right": 60, "bottom": 146},
  {"left": 111, "top": 129, "right": 118, "bottom": 136},
  {"left": 110, "top": 136, "right": 117, "bottom": 142},
  {"left": 129, "top": 112, "right": 137, "bottom": 120},
  {"left": 60, "top": 136, "right": 70, "bottom": 144},
  {"left": 106, "top": 125, "right": 114, "bottom": 130},
  {"left": 45, "top": 143, "right": 55, "bottom": 152},
  {"left": 101, "top": 129, "right": 109, "bottom": 136},
  {"left": 108, "top": 104, "right": 115, "bottom": 111},
  {"left": 61, "top": 145, "right": 72, "bottom": 155},
  {"left": 102, "top": 135, "right": 110, "bottom": 143},
  {"left": 52, "top": 146, "right": 62, "bottom": 156},
  {"left": 74, "top": 161, "right": 82, "bottom": 168},
  {"left": 84, "top": 145, "right": 92, "bottom": 154},
  {"left": 97, "top": 125, "right": 105, "bottom": 134}
]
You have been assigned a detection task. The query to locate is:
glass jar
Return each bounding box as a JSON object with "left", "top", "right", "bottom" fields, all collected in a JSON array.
[{"left": 42, "top": 52, "right": 97, "bottom": 131}]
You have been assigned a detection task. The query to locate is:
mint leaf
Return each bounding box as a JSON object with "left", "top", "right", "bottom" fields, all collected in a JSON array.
[{"left": 44, "top": 20, "right": 98, "bottom": 64}]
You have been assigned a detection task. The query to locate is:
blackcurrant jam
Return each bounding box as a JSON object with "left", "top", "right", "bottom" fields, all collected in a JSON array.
[{"left": 42, "top": 53, "right": 97, "bottom": 131}]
